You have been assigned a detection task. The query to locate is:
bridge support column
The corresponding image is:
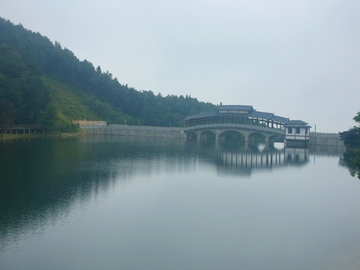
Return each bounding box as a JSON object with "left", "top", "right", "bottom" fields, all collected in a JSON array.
[
  {"left": 196, "top": 132, "right": 201, "bottom": 142},
  {"left": 244, "top": 138, "right": 249, "bottom": 148},
  {"left": 265, "top": 136, "right": 269, "bottom": 145},
  {"left": 244, "top": 134, "right": 249, "bottom": 149},
  {"left": 215, "top": 134, "right": 225, "bottom": 142},
  {"left": 264, "top": 135, "right": 274, "bottom": 148}
]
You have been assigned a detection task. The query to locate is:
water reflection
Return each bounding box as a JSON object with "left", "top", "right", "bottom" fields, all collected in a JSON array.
[
  {"left": 185, "top": 142, "right": 310, "bottom": 177},
  {"left": 0, "top": 136, "right": 346, "bottom": 250},
  {"left": 339, "top": 150, "right": 360, "bottom": 178}
]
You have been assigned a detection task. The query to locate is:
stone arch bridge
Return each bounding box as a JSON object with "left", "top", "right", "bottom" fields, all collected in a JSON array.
[{"left": 184, "top": 123, "right": 284, "bottom": 147}]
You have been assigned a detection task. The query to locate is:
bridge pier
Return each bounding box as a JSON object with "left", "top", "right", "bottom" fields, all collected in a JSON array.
[
  {"left": 244, "top": 138, "right": 249, "bottom": 149},
  {"left": 215, "top": 134, "right": 225, "bottom": 142},
  {"left": 264, "top": 135, "right": 275, "bottom": 148}
]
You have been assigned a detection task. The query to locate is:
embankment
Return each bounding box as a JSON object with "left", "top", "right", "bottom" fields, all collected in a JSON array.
[
  {"left": 82, "top": 125, "right": 185, "bottom": 139},
  {"left": 309, "top": 132, "right": 344, "bottom": 146}
]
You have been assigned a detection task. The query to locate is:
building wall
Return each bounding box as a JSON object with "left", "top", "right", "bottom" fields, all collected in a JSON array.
[{"left": 285, "top": 127, "right": 309, "bottom": 140}]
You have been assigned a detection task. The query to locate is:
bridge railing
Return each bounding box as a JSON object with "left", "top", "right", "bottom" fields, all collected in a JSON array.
[
  {"left": 80, "top": 123, "right": 285, "bottom": 135},
  {"left": 184, "top": 123, "right": 285, "bottom": 134}
]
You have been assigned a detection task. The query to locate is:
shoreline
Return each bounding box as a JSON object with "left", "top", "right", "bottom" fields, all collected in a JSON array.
[{"left": 0, "top": 131, "right": 85, "bottom": 141}]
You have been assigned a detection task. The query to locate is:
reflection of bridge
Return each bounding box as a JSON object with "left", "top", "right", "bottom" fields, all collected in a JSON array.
[
  {"left": 185, "top": 142, "right": 310, "bottom": 177},
  {"left": 216, "top": 148, "right": 309, "bottom": 176}
]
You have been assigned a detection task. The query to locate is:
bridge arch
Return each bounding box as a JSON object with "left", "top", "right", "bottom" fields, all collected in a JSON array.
[
  {"left": 248, "top": 132, "right": 266, "bottom": 145},
  {"left": 198, "top": 130, "right": 216, "bottom": 142},
  {"left": 186, "top": 131, "right": 198, "bottom": 141},
  {"left": 217, "top": 130, "right": 246, "bottom": 144}
]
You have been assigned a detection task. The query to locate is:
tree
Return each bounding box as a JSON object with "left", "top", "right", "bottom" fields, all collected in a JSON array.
[
  {"left": 41, "top": 103, "right": 57, "bottom": 131},
  {"left": 0, "top": 99, "right": 16, "bottom": 126},
  {"left": 340, "top": 112, "right": 360, "bottom": 149},
  {"left": 340, "top": 111, "right": 360, "bottom": 178}
]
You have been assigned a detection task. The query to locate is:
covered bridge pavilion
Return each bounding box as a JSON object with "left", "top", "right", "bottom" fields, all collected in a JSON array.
[
  {"left": 184, "top": 105, "right": 289, "bottom": 146},
  {"left": 185, "top": 105, "right": 289, "bottom": 129}
]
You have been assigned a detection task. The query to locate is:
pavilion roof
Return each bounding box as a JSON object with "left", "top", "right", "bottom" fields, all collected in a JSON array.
[
  {"left": 217, "top": 105, "right": 254, "bottom": 111},
  {"left": 284, "top": 120, "right": 311, "bottom": 128},
  {"left": 249, "top": 111, "right": 273, "bottom": 119},
  {"left": 184, "top": 108, "right": 289, "bottom": 124}
]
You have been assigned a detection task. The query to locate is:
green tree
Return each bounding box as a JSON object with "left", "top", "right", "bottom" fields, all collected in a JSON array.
[
  {"left": 340, "top": 112, "right": 360, "bottom": 149},
  {"left": 340, "top": 111, "right": 360, "bottom": 178},
  {"left": 41, "top": 103, "right": 57, "bottom": 131},
  {"left": 0, "top": 99, "right": 16, "bottom": 126}
]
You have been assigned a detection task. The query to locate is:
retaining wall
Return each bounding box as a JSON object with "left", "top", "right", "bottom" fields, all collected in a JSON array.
[
  {"left": 309, "top": 132, "right": 344, "bottom": 146},
  {"left": 82, "top": 125, "right": 185, "bottom": 139}
]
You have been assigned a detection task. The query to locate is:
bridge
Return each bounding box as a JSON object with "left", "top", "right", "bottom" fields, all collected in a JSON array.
[
  {"left": 184, "top": 105, "right": 310, "bottom": 147},
  {"left": 184, "top": 123, "right": 284, "bottom": 147}
]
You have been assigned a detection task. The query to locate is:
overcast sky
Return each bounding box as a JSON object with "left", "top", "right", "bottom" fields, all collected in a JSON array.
[{"left": 1, "top": 0, "right": 360, "bottom": 132}]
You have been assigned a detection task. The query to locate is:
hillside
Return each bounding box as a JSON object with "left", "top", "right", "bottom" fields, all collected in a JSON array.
[{"left": 0, "top": 18, "right": 215, "bottom": 131}]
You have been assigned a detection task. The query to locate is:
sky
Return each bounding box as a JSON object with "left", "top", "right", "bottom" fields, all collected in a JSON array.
[{"left": 1, "top": 0, "right": 360, "bottom": 132}]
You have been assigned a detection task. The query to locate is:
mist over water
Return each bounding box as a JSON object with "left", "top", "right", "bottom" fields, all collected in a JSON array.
[{"left": 0, "top": 136, "right": 359, "bottom": 270}]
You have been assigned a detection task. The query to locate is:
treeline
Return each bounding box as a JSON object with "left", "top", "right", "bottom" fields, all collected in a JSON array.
[{"left": 0, "top": 17, "right": 215, "bottom": 130}]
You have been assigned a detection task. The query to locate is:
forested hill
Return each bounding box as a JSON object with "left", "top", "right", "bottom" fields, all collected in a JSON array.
[{"left": 0, "top": 17, "right": 215, "bottom": 130}]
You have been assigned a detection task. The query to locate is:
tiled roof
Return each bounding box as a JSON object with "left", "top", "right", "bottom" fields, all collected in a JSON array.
[
  {"left": 249, "top": 111, "right": 273, "bottom": 119},
  {"left": 284, "top": 120, "right": 311, "bottom": 128},
  {"left": 272, "top": 115, "right": 289, "bottom": 123},
  {"left": 217, "top": 105, "right": 254, "bottom": 111},
  {"left": 184, "top": 107, "right": 289, "bottom": 124}
]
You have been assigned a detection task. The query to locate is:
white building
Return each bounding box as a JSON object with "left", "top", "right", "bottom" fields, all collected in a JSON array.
[{"left": 284, "top": 120, "right": 311, "bottom": 147}]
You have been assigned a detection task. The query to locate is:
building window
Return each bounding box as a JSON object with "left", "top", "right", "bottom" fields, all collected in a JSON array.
[
  {"left": 288, "top": 128, "right": 292, "bottom": 134},
  {"left": 305, "top": 128, "right": 308, "bottom": 134},
  {"left": 296, "top": 128, "right": 300, "bottom": 134}
]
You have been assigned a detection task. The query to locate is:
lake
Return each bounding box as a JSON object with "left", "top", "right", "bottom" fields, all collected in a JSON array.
[{"left": 1, "top": 136, "right": 359, "bottom": 270}]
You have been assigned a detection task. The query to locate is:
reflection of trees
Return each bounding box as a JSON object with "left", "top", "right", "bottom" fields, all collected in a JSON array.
[
  {"left": 309, "top": 144, "right": 346, "bottom": 157},
  {"left": 339, "top": 150, "right": 360, "bottom": 178},
  {"left": 338, "top": 111, "right": 360, "bottom": 178},
  {"left": 0, "top": 136, "right": 187, "bottom": 247}
]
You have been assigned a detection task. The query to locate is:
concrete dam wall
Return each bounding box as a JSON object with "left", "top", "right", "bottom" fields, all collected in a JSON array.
[
  {"left": 309, "top": 132, "right": 344, "bottom": 146},
  {"left": 82, "top": 125, "right": 186, "bottom": 139}
]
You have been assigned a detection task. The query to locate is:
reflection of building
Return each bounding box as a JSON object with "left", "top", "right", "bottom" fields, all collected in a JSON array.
[
  {"left": 285, "top": 120, "right": 311, "bottom": 147},
  {"left": 211, "top": 147, "right": 309, "bottom": 177},
  {"left": 284, "top": 148, "right": 310, "bottom": 164}
]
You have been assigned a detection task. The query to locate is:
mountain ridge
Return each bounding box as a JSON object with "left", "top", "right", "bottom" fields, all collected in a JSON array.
[{"left": 0, "top": 17, "right": 215, "bottom": 131}]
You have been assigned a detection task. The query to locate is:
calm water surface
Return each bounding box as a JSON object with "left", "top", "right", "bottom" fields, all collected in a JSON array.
[{"left": 0, "top": 136, "right": 359, "bottom": 270}]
